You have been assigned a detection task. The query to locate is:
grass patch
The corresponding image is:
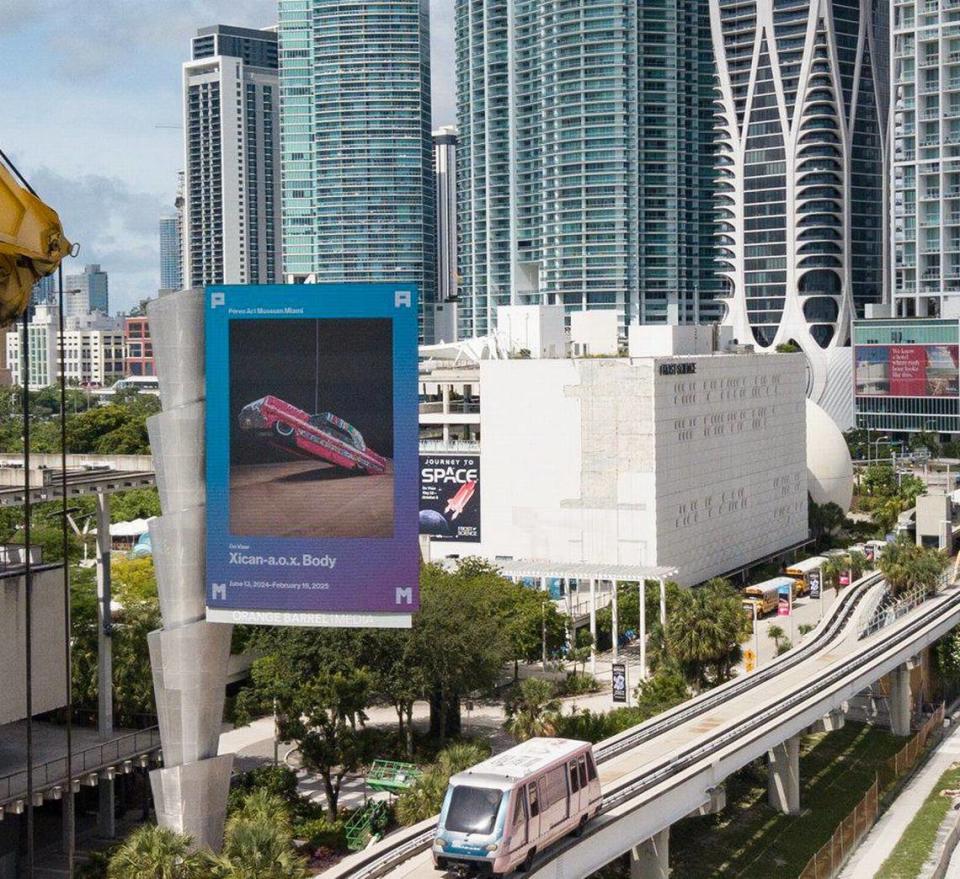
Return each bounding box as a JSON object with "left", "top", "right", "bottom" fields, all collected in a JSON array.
[
  {"left": 874, "top": 763, "right": 960, "bottom": 879},
  {"left": 664, "top": 722, "right": 903, "bottom": 879}
]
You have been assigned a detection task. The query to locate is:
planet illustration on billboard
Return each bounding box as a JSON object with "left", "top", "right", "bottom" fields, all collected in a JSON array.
[{"left": 419, "top": 509, "right": 451, "bottom": 536}]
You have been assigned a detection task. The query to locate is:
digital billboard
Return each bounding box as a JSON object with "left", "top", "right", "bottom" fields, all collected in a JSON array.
[
  {"left": 854, "top": 345, "right": 959, "bottom": 397},
  {"left": 418, "top": 453, "right": 481, "bottom": 543},
  {"left": 204, "top": 284, "right": 419, "bottom": 627}
]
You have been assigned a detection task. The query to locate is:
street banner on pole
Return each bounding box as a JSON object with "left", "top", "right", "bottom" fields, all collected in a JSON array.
[
  {"left": 612, "top": 662, "right": 627, "bottom": 703},
  {"left": 778, "top": 583, "right": 791, "bottom": 616}
]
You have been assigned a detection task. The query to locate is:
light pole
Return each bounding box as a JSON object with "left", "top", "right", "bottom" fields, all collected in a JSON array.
[
  {"left": 871, "top": 435, "right": 890, "bottom": 467},
  {"left": 753, "top": 603, "right": 760, "bottom": 671}
]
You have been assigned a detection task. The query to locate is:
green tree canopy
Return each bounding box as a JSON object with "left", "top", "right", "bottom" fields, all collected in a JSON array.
[{"left": 879, "top": 537, "right": 947, "bottom": 596}]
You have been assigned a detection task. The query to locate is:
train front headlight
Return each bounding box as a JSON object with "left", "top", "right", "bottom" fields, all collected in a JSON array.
[
  {"left": 485, "top": 843, "right": 499, "bottom": 852},
  {"left": 433, "top": 836, "right": 447, "bottom": 850}
]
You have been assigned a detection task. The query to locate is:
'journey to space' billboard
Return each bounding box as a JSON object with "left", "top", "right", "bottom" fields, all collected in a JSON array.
[
  {"left": 419, "top": 454, "right": 481, "bottom": 542},
  {"left": 855, "top": 344, "right": 960, "bottom": 397},
  {"left": 204, "top": 284, "right": 419, "bottom": 628}
]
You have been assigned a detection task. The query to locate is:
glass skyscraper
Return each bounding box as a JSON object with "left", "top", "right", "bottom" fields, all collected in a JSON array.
[
  {"left": 455, "top": 0, "right": 719, "bottom": 339},
  {"left": 279, "top": 0, "right": 436, "bottom": 341},
  {"left": 159, "top": 215, "right": 182, "bottom": 291},
  {"left": 891, "top": 0, "right": 960, "bottom": 318},
  {"left": 711, "top": 0, "right": 888, "bottom": 400}
]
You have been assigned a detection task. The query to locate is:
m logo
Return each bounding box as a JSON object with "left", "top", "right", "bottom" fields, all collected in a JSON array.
[
  {"left": 210, "top": 291, "right": 226, "bottom": 309},
  {"left": 395, "top": 290, "right": 412, "bottom": 309},
  {"left": 395, "top": 587, "right": 414, "bottom": 605},
  {"left": 212, "top": 582, "right": 228, "bottom": 601}
]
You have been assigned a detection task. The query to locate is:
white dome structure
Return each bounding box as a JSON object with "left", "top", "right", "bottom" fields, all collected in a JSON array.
[{"left": 806, "top": 398, "right": 853, "bottom": 513}]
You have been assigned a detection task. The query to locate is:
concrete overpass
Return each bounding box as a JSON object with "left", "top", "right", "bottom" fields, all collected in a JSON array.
[{"left": 326, "top": 572, "right": 960, "bottom": 879}]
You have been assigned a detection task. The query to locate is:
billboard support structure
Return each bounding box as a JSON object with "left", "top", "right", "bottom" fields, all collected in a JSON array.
[{"left": 146, "top": 289, "right": 233, "bottom": 852}]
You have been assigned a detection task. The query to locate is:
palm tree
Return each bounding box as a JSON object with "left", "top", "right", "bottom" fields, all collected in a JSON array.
[
  {"left": 210, "top": 820, "right": 308, "bottom": 879},
  {"left": 847, "top": 551, "right": 868, "bottom": 584},
  {"left": 396, "top": 741, "right": 490, "bottom": 826},
  {"left": 665, "top": 580, "right": 750, "bottom": 691},
  {"left": 767, "top": 625, "right": 792, "bottom": 656},
  {"left": 879, "top": 538, "right": 948, "bottom": 596},
  {"left": 822, "top": 557, "right": 844, "bottom": 594},
  {"left": 504, "top": 678, "right": 561, "bottom": 742},
  {"left": 107, "top": 825, "right": 206, "bottom": 879}
]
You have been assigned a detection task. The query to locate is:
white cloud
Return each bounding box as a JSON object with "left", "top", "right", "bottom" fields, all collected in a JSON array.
[
  {"left": 4, "top": 0, "right": 457, "bottom": 312},
  {"left": 27, "top": 168, "right": 164, "bottom": 313}
]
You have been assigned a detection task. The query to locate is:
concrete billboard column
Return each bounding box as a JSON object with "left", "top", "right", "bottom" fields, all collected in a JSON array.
[
  {"left": 768, "top": 735, "right": 801, "bottom": 815},
  {"left": 146, "top": 289, "right": 233, "bottom": 852},
  {"left": 890, "top": 663, "right": 913, "bottom": 737},
  {"left": 631, "top": 827, "right": 669, "bottom": 879}
]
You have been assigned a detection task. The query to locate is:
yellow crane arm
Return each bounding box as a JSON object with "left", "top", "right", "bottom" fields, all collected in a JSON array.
[{"left": 0, "top": 157, "right": 72, "bottom": 328}]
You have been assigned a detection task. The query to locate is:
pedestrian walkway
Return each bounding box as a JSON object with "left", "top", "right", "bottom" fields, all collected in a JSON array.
[{"left": 838, "top": 719, "right": 960, "bottom": 878}]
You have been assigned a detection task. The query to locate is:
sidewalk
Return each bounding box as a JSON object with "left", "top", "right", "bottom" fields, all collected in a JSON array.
[{"left": 838, "top": 719, "right": 960, "bottom": 878}]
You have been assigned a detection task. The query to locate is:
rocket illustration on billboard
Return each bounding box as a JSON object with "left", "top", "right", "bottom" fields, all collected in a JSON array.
[{"left": 444, "top": 480, "right": 476, "bottom": 521}]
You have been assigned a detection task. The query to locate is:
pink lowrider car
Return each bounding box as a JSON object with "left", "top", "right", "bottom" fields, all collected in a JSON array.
[{"left": 238, "top": 395, "right": 387, "bottom": 475}]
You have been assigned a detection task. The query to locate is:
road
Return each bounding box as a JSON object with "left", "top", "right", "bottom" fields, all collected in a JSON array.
[{"left": 229, "top": 459, "right": 394, "bottom": 538}]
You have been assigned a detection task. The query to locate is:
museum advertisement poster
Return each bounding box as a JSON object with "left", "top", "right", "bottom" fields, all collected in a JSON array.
[
  {"left": 418, "top": 454, "right": 481, "bottom": 542},
  {"left": 854, "top": 344, "right": 960, "bottom": 397},
  {"left": 204, "top": 284, "right": 419, "bottom": 627}
]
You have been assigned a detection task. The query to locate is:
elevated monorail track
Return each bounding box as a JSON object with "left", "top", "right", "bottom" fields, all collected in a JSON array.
[{"left": 329, "top": 572, "right": 899, "bottom": 879}]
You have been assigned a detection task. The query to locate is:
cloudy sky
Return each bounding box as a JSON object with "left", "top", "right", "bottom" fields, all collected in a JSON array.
[{"left": 2, "top": 1, "right": 455, "bottom": 315}]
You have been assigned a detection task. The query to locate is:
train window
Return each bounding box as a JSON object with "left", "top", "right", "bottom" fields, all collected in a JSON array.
[
  {"left": 569, "top": 761, "right": 580, "bottom": 793},
  {"left": 585, "top": 752, "right": 598, "bottom": 782},
  {"left": 513, "top": 791, "right": 527, "bottom": 829},
  {"left": 528, "top": 783, "right": 540, "bottom": 817},
  {"left": 446, "top": 786, "right": 505, "bottom": 835},
  {"left": 543, "top": 766, "right": 566, "bottom": 807},
  {"left": 578, "top": 756, "right": 588, "bottom": 788}
]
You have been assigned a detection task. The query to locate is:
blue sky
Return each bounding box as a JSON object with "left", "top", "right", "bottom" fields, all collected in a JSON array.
[{"left": 2, "top": 0, "right": 455, "bottom": 314}]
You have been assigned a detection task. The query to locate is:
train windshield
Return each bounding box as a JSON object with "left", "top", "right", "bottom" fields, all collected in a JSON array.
[{"left": 445, "top": 786, "right": 505, "bottom": 835}]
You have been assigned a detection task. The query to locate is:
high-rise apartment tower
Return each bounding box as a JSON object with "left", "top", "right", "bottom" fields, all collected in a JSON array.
[
  {"left": 456, "top": 0, "right": 720, "bottom": 339},
  {"left": 182, "top": 25, "right": 281, "bottom": 287},
  {"left": 279, "top": 0, "right": 436, "bottom": 341},
  {"left": 711, "top": 0, "right": 889, "bottom": 401}
]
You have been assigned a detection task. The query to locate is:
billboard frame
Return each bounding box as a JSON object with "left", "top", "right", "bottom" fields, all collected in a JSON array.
[{"left": 204, "top": 284, "right": 419, "bottom": 628}]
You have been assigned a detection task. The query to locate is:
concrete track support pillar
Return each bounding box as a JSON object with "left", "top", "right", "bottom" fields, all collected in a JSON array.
[
  {"left": 890, "top": 662, "right": 913, "bottom": 737},
  {"left": 630, "top": 827, "right": 669, "bottom": 879},
  {"left": 589, "top": 578, "right": 597, "bottom": 674},
  {"left": 97, "top": 778, "right": 115, "bottom": 839},
  {"left": 767, "top": 735, "right": 800, "bottom": 815}
]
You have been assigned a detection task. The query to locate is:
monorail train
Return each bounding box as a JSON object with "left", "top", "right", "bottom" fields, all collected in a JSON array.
[
  {"left": 433, "top": 737, "right": 602, "bottom": 877},
  {"left": 237, "top": 394, "right": 387, "bottom": 474}
]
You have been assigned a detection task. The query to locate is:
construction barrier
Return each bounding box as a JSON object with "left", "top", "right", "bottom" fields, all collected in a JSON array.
[{"left": 798, "top": 704, "right": 945, "bottom": 879}]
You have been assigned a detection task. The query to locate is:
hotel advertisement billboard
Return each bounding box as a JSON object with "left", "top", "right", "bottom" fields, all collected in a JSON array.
[
  {"left": 204, "top": 284, "right": 419, "bottom": 627},
  {"left": 418, "top": 454, "right": 481, "bottom": 542},
  {"left": 855, "top": 345, "right": 960, "bottom": 397}
]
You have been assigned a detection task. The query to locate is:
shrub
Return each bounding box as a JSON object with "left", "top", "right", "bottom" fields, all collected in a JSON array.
[
  {"left": 295, "top": 817, "right": 347, "bottom": 851},
  {"left": 555, "top": 672, "right": 601, "bottom": 697},
  {"left": 228, "top": 765, "right": 300, "bottom": 816}
]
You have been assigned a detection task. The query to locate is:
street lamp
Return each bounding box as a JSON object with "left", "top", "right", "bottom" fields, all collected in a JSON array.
[{"left": 870, "top": 435, "right": 890, "bottom": 465}]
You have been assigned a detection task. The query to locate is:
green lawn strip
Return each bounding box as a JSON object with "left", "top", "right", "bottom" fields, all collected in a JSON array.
[
  {"left": 874, "top": 763, "right": 960, "bottom": 879},
  {"left": 668, "top": 723, "right": 904, "bottom": 879}
]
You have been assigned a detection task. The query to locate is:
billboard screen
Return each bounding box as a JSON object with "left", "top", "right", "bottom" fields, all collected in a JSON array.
[
  {"left": 418, "top": 454, "right": 480, "bottom": 543},
  {"left": 204, "top": 284, "right": 419, "bottom": 627},
  {"left": 855, "top": 345, "right": 959, "bottom": 397}
]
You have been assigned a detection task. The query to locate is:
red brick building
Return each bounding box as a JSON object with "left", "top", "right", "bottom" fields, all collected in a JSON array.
[{"left": 123, "top": 316, "right": 154, "bottom": 376}]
